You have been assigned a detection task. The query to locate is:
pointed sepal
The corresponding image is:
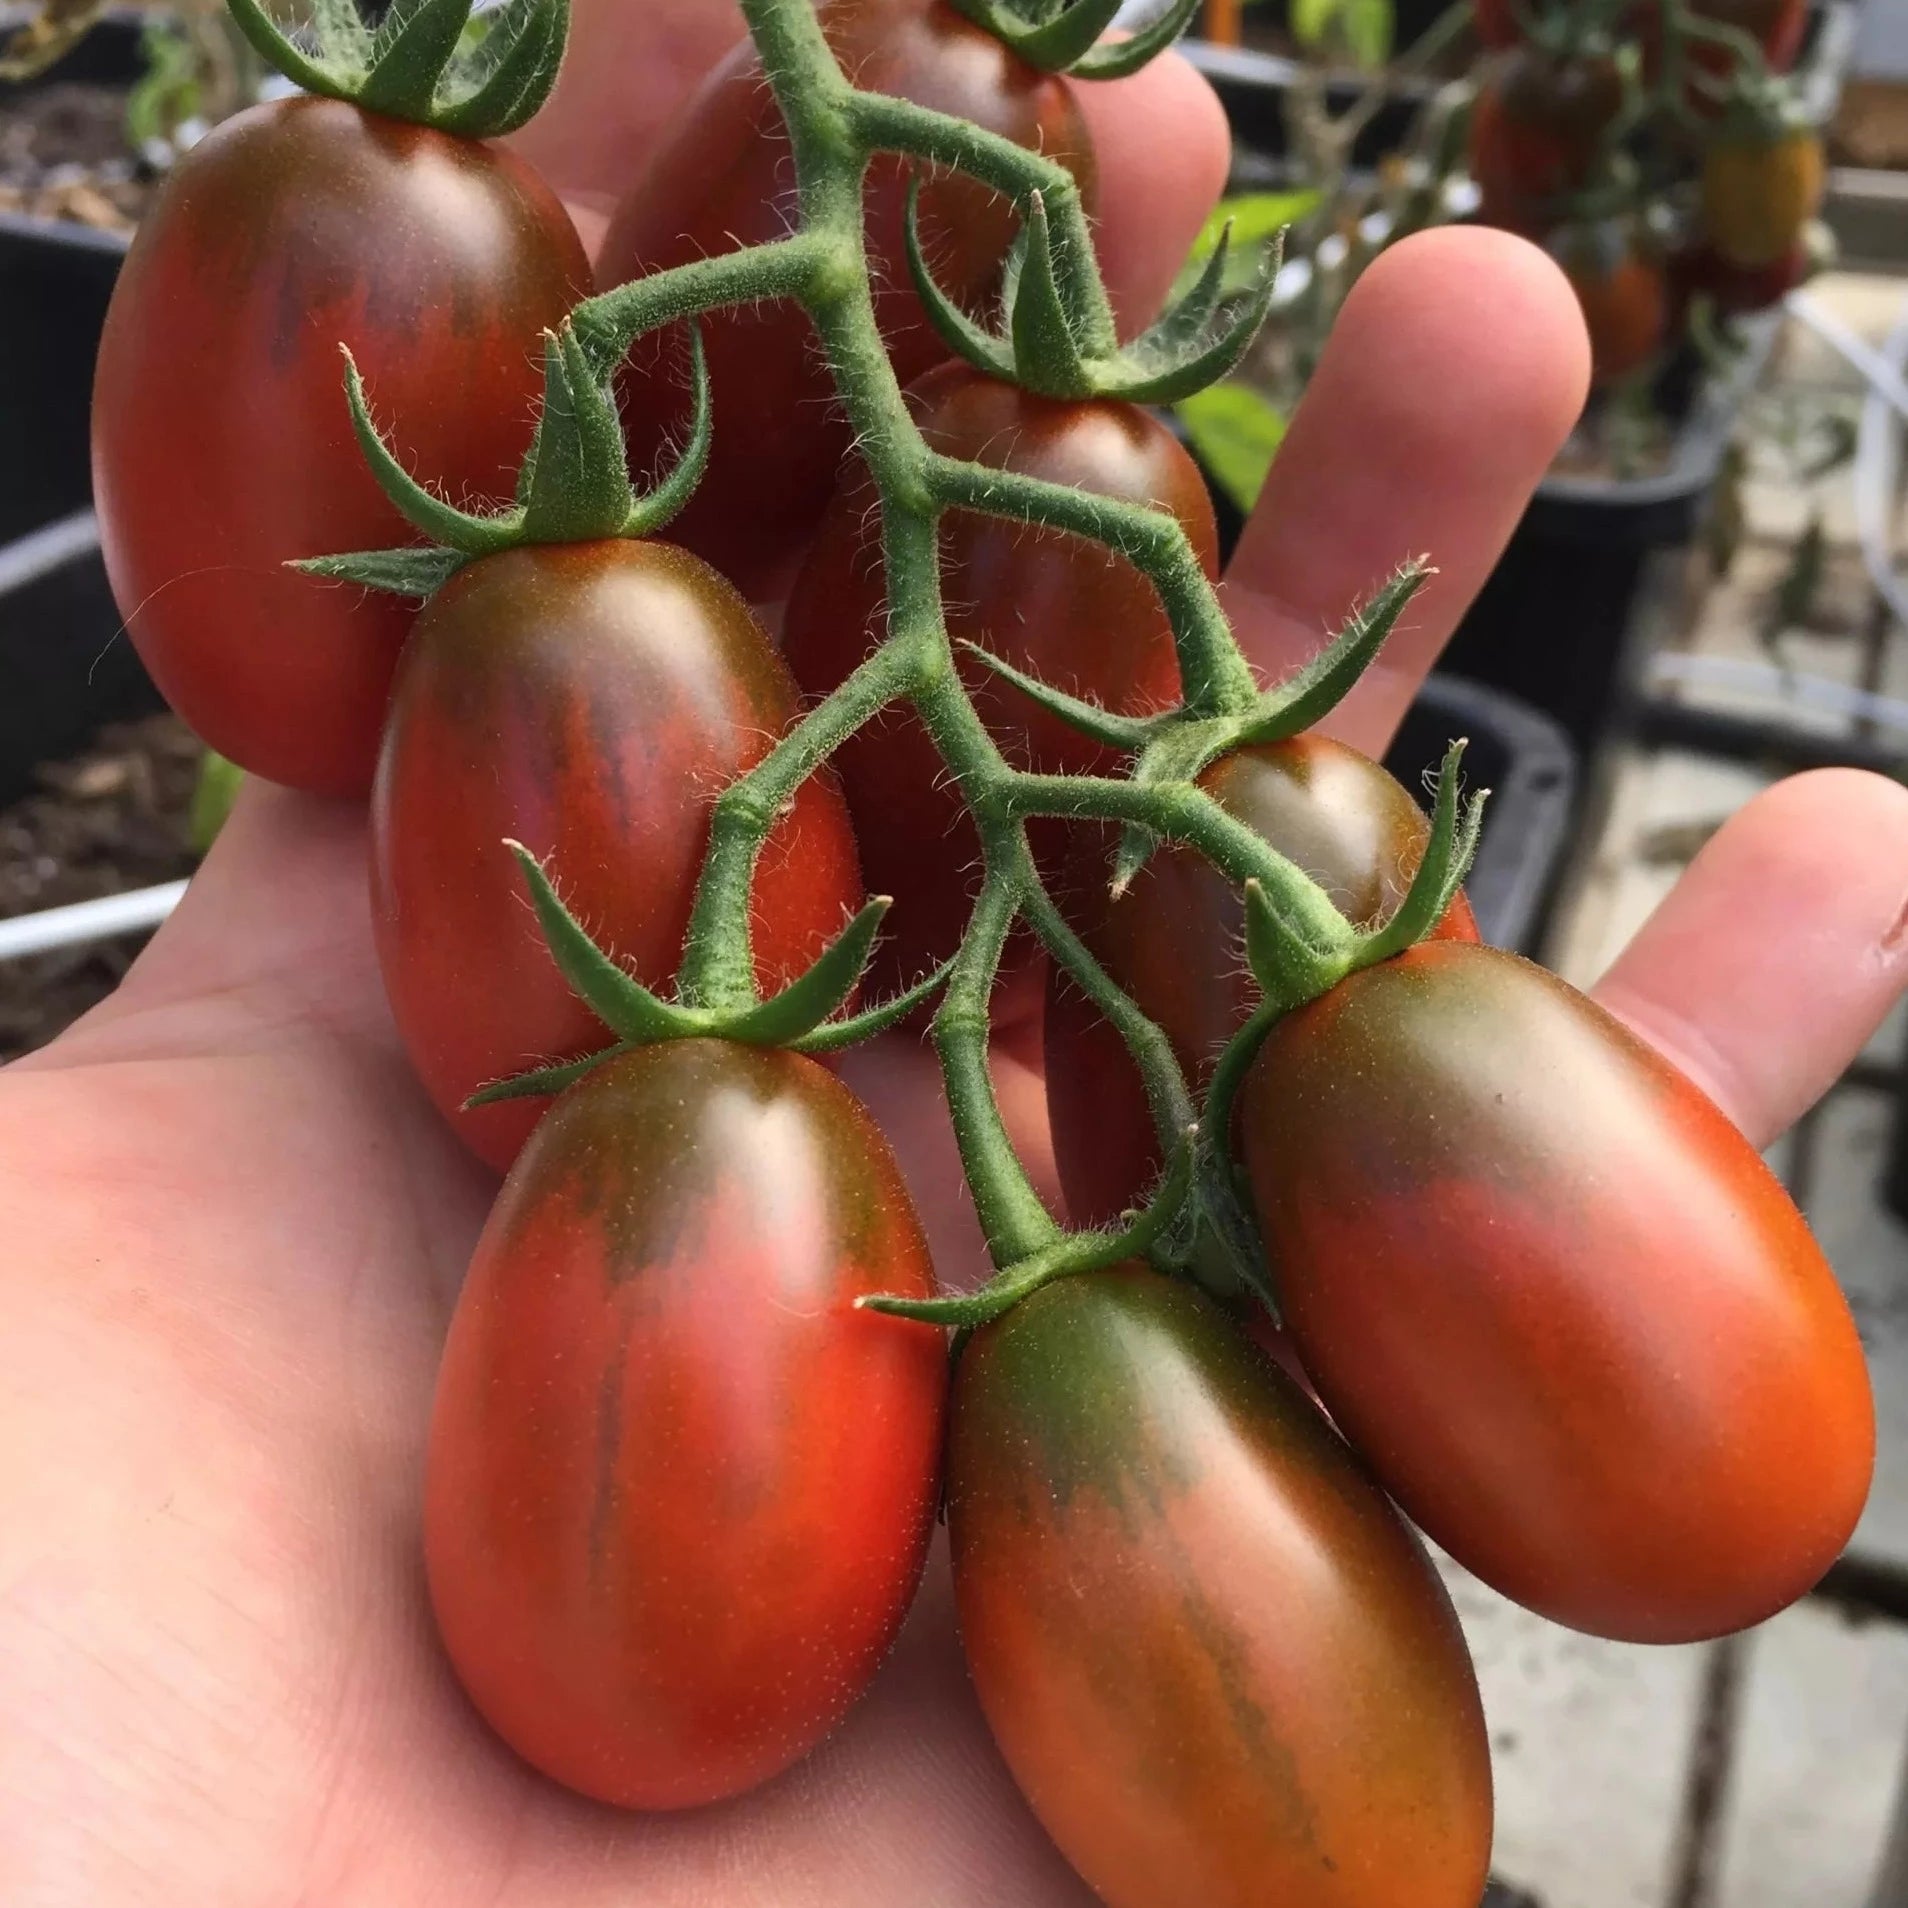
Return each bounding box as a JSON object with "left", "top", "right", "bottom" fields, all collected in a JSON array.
[
  {"left": 358, "top": 0, "right": 472, "bottom": 120},
  {"left": 220, "top": 0, "right": 567, "bottom": 138},
  {"left": 341, "top": 346, "right": 522, "bottom": 556},
  {"left": 463, "top": 1046, "right": 622, "bottom": 1108},
  {"left": 859, "top": 1128, "right": 1199, "bottom": 1330},
  {"left": 432, "top": 0, "right": 569, "bottom": 137},
  {"left": 1353, "top": 741, "right": 1487, "bottom": 965},
  {"left": 719, "top": 897, "right": 892, "bottom": 1047},
  {"left": 1236, "top": 559, "right": 1434, "bottom": 744},
  {"left": 959, "top": 642, "right": 1160, "bottom": 752},
  {"left": 506, "top": 841, "right": 695, "bottom": 1045},
  {"left": 910, "top": 188, "right": 1280, "bottom": 404},
  {"left": 1243, "top": 877, "right": 1355, "bottom": 1019},
  {"left": 1069, "top": 0, "right": 1201, "bottom": 78},
  {"left": 903, "top": 179, "right": 1017, "bottom": 383},
  {"left": 518, "top": 323, "right": 638, "bottom": 545},
  {"left": 790, "top": 960, "right": 956, "bottom": 1053},
  {"left": 944, "top": 0, "right": 1192, "bottom": 78},
  {"left": 624, "top": 327, "right": 714, "bottom": 538},
  {"left": 293, "top": 543, "right": 468, "bottom": 598}
]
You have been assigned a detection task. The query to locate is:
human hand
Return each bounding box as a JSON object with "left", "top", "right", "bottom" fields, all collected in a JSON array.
[{"left": 5, "top": 5, "right": 1907, "bottom": 1903}]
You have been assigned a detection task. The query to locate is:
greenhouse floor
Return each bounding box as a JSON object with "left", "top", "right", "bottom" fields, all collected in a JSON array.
[{"left": 1466, "top": 270, "right": 1908, "bottom": 1908}]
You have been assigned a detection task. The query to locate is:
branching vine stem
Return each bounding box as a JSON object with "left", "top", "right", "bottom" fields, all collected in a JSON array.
[{"left": 548, "top": 0, "right": 1458, "bottom": 1304}]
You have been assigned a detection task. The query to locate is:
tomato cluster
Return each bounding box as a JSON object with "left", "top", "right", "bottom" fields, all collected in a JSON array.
[
  {"left": 1466, "top": 0, "right": 1825, "bottom": 386},
  {"left": 87, "top": 0, "right": 1874, "bottom": 1899}
]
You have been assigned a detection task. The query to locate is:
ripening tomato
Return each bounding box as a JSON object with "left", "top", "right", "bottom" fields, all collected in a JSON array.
[
  {"left": 1468, "top": 47, "right": 1623, "bottom": 236},
  {"left": 92, "top": 96, "right": 588, "bottom": 795},
  {"left": 949, "top": 1264, "right": 1493, "bottom": 1908},
  {"left": 426, "top": 1038, "right": 946, "bottom": 1809},
  {"left": 1676, "top": 236, "right": 1811, "bottom": 313},
  {"left": 1471, "top": 0, "right": 1520, "bottom": 48},
  {"left": 598, "top": 0, "right": 1096, "bottom": 600},
  {"left": 1242, "top": 942, "right": 1875, "bottom": 1644},
  {"left": 1701, "top": 124, "right": 1825, "bottom": 269},
  {"left": 373, "top": 541, "right": 863, "bottom": 1170},
  {"left": 1557, "top": 233, "right": 1669, "bottom": 384},
  {"left": 784, "top": 364, "right": 1212, "bottom": 1001},
  {"left": 1045, "top": 736, "right": 1477, "bottom": 1230}
]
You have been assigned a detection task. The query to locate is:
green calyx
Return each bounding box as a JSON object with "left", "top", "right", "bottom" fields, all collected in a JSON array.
[
  {"left": 969, "top": 559, "right": 1435, "bottom": 888},
  {"left": 943, "top": 0, "right": 1200, "bottom": 79},
  {"left": 860, "top": 1128, "right": 1199, "bottom": 1330},
  {"left": 299, "top": 322, "right": 709, "bottom": 598},
  {"left": 225, "top": 0, "right": 567, "bottom": 138},
  {"left": 464, "top": 843, "right": 953, "bottom": 1109},
  {"left": 1243, "top": 737, "right": 1487, "bottom": 1018},
  {"left": 907, "top": 184, "right": 1281, "bottom": 404}
]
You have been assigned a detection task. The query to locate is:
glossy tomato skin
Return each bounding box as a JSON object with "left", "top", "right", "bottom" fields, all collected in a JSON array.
[
  {"left": 1242, "top": 942, "right": 1875, "bottom": 1644},
  {"left": 785, "top": 364, "right": 1213, "bottom": 1001},
  {"left": 599, "top": 0, "right": 1096, "bottom": 601},
  {"left": 1045, "top": 736, "right": 1477, "bottom": 1230},
  {"left": 426, "top": 1038, "right": 947, "bottom": 1809},
  {"left": 373, "top": 541, "right": 863, "bottom": 1170},
  {"left": 1469, "top": 49, "right": 1622, "bottom": 236},
  {"left": 949, "top": 1264, "right": 1493, "bottom": 1908},
  {"left": 92, "top": 97, "right": 588, "bottom": 794}
]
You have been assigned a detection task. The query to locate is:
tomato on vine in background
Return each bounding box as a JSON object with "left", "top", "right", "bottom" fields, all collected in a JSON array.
[
  {"left": 91, "top": 0, "right": 589, "bottom": 795},
  {"left": 1468, "top": 41, "right": 1622, "bottom": 234},
  {"left": 1552, "top": 221, "right": 1668, "bottom": 383},
  {"left": 598, "top": 0, "right": 1100, "bottom": 600},
  {"left": 1701, "top": 110, "right": 1825, "bottom": 269},
  {"left": 427, "top": 1039, "right": 946, "bottom": 1808}
]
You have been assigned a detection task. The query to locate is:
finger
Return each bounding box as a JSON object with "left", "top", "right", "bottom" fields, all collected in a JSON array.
[
  {"left": 1593, "top": 769, "right": 1908, "bottom": 1149},
  {"left": 23, "top": 780, "right": 397, "bottom": 1070},
  {"left": 1224, "top": 226, "right": 1591, "bottom": 757},
  {"left": 1072, "top": 50, "right": 1232, "bottom": 331}
]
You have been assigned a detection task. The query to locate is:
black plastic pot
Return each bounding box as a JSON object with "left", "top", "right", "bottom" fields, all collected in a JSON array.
[
  {"left": 1384, "top": 672, "right": 1578, "bottom": 953},
  {"left": 0, "top": 11, "right": 157, "bottom": 802}
]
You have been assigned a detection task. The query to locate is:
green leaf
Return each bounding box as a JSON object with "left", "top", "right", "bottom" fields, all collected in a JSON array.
[
  {"left": 1290, "top": 0, "right": 1338, "bottom": 49},
  {"left": 1186, "top": 191, "right": 1320, "bottom": 272},
  {"left": 188, "top": 751, "right": 243, "bottom": 854},
  {"left": 1342, "top": 0, "right": 1394, "bottom": 66},
  {"left": 1173, "top": 383, "right": 1285, "bottom": 514},
  {"left": 464, "top": 1048, "right": 622, "bottom": 1108}
]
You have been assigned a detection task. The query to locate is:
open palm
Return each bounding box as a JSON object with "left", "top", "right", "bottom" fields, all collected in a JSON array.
[{"left": 6, "top": 6, "right": 1908, "bottom": 1903}]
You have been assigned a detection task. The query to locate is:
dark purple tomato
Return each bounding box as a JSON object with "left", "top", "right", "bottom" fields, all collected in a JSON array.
[
  {"left": 597, "top": 0, "right": 1096, "bottom": 601},
  {"left": 1045, "top": 735, "right": 1476, "bottom": 1230},
  {"left": 1469, "top": 47, "right": 1623, "bottom": 236},
  {"left": 426, "top": 1038, "right": 947, "bottom": 1809},
  {"left": 373, "top": 540, "right": 864, "bottom": 1170},
  {"left": 949, "top": 1263, "right": 1494, "bottom": 1908},
  {"left": 92, "top": 96, "right": 588, "bottom": 794},
  {"left": 784, "top": 364, "right": 1213, "bottom": 1003},
  {"left": 1242, "top": 941, "right": 1875, "bottom": 1643}
]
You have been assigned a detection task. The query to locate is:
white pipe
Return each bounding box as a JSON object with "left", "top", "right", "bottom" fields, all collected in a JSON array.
[
  {"left": 1649, "top": 653, "right": 1908, "bottom": 735},
  {"left": 1786, "top": 292, "right": 1908, "bottom": 426},
  {"left": 1850, "top": 294, "right": 1908, "bottom": 636},
  {"left": 0, "top": 881, "right": 187, "bottom": 964}
]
